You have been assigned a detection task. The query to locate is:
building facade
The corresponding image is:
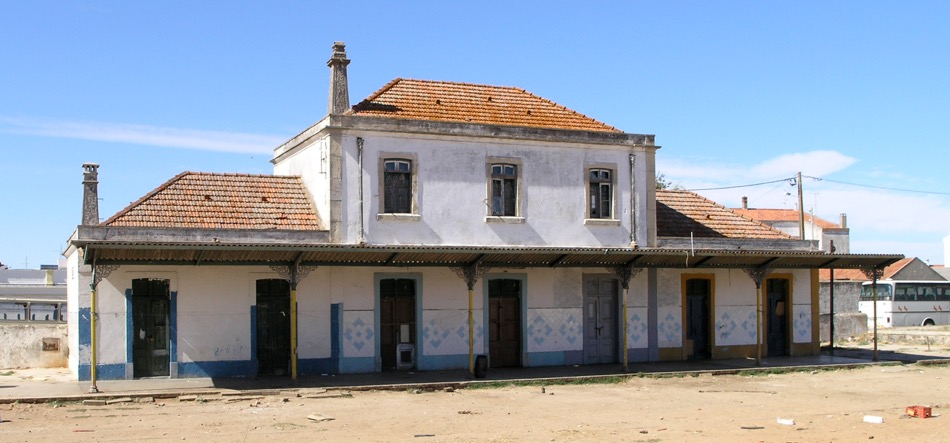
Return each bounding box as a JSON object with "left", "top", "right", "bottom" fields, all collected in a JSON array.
[{"left": 65, "top": 43, "right": 900, "bottom": 382}]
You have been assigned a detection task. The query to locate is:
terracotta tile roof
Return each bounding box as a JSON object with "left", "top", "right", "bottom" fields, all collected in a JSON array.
[
  {"left": 350, "top": 78, "right": 621, "bottom": 133},
  {"left": 732, "top": 208, "right": 840, "bottom": 229},
  {"left": 103, "top": 172, "right": 322, "bottom": 230},
  {"left": 818, "top": 257, "right": 914, "bottom": 281},
  {"left": 657, "top": 190, "right": 793, "bottom": 239}
]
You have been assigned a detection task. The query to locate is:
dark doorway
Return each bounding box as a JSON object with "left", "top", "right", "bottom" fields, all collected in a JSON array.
[
  {"left": 583, "top": 276, "right": 618, "bottom": 364},
  {"left": 767, "top": 278, "right": 789, "bottom": 357},
  {"left": 685, "top": 278, "right": 712, "bottom": 359},
  {"left": 380, "top": 278, "right": 416, "bottom": 371},
  {"left": 132, "top": 279, "right": 170, "bottom": 378},
  {"left": 256, "top": 279, "right": 291, "bottom": 376},
  {"left": 488, "top": 279, "right": 522, "bottom": 368}
]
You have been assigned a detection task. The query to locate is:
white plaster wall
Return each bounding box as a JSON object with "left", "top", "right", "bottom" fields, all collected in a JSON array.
[
  {"left": 333, "top": 133, "right": 641, "bottom": 247},
  {"left": 0, "top": 324, "right": 68, "bottom": 369},
  {"left": 273, "top": 135, "right": 330, "bottom": 228},
  {"left": 296, "top": 268, "right": 332, "bottom": 359},
  {"left": 92, "top": 275, "right": 131, "bottom": 365}
]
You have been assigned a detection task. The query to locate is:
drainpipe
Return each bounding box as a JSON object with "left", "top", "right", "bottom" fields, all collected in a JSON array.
[
  {"left": 357, "top": 137, "right": 365, "bottom": 244},
  {"left": 629, "top": 154, "right": 636, "bottom": 247}
]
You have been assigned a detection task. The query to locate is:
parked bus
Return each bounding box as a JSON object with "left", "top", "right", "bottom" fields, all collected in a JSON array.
[{"left": 858, "top": 280, "right": 950, "bottom": 328}]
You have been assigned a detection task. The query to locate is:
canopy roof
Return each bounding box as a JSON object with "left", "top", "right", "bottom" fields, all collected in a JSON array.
[{"left": 78, "top": 239, "right": 902, "bottom": 271}]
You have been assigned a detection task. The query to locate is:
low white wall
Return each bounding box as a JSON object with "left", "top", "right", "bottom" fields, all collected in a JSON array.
[{"left": 0, "top": 323, "right": 68, "bottom": 369}]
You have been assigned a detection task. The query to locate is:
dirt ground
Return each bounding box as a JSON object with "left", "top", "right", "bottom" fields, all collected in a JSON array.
[{"left": 2, "top": 363, "right": 947, "bottom": 442}]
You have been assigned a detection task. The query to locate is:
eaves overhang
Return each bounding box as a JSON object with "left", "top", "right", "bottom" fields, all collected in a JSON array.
[
  {"left": 75, "top": 239, "right": 903, "bottom": 271},
  {"left": 272, "top": 114, "right": 658, "bottom": 165}
]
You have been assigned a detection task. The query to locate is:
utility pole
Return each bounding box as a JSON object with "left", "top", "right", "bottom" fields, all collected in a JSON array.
[{"left": 797, "top": 171, "right": 805, "bottom": 239}]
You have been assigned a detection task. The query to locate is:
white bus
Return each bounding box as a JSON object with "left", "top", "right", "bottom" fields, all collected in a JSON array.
[{"left": 858, "top": 280, "right": 950, "bottom": 328}]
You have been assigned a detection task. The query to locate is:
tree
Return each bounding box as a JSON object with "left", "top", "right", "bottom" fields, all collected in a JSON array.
[{"left": 656, "top": 173, "right": 682, "bottom": 190}]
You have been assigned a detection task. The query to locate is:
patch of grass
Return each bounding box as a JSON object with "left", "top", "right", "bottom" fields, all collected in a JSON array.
[
  {"left": 0, "top": 370, "right": 14, "bottom": 376},
  {"left": 736, "top": 366, "right": 843, "bottom": 377},
  {"left": 467, "top": 375, "right": 628, "bottom": 390}
]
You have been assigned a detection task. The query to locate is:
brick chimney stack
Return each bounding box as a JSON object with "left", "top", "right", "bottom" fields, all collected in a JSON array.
[
  {"left": 741, "top": 196, "right": 748, "bottom": 209},
  {"left": 82, "top": 163, "right": 100, "bottom": 226},
  {"left": 327, "top": 42, "right": 351, "bottom": 115}
]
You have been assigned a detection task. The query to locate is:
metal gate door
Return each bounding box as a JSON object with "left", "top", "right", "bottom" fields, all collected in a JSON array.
[
  {"left": 132, "top": 278, "right": 170, "bottom": 378},
  {"left": 584, "top": 276, "right": 617, "bottom": 364}
]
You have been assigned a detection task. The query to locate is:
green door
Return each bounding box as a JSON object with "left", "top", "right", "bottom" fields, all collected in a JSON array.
[
  {"left": 132, "top": 279, "right": 170, "bottom": 378},
  {"left": 256, "top": 279, "right": 291, "bottom": 376}
]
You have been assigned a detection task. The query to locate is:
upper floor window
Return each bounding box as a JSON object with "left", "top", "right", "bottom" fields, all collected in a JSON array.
[
  {"left": 589, "top": 168, "right": 612, "bottom": 219},
  {"left": 383, "top": 159, "right": 412, "bottom": 213},
  {"left": 491, "top": 163, "right": 518, "bottom": 216}
]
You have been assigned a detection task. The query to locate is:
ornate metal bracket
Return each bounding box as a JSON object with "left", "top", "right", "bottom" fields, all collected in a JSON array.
[
  {"left": 606, "top": 265, "right": 642, "bottom": 290},
  {"left": 270, "top": 264, "right": 318, "bottom": 290},
  {"left": 91, "top": 264, "right": 120, "bottom": 289},
  {"left": 450, "top": 264, "right": 492, "bottom": 290},
  {"left": 742, "top": 266, "right": 772, "bottom": 288}
]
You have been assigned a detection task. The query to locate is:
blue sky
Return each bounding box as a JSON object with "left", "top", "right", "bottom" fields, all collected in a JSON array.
[{"left": 2, "top": 1, "right": 949, "bottom": 268}]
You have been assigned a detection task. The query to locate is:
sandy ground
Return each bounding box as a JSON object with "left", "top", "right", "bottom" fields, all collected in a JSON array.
[{"left": 2, "top": 363, "right": 947, "bottom": 442}]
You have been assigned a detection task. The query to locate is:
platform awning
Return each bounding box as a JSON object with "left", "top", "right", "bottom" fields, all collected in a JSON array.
[{"left": 77, "top": 240, "right": 903, "bottom": 271}]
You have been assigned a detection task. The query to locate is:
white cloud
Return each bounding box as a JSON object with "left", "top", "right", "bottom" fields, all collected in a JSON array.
[
  {"left": 0, "top": 116, "right": 284, "bottom": 154},
  {"left": 660, "top": 150, "right": 856, "bottom": 186}
]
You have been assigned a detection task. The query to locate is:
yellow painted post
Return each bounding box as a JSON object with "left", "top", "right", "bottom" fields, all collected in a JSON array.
[
  {"left": 291, "top": 288, "right": 298, "bottom": 382},
  {"left": 622, "top": 286, "right": 628, "bottom": 371},
  {"left": 89, "top": 286, "right": 99, "bottom": 393},
  {"left": 468, "top": 287, "right": 474, "bottom": 375},
  {"left": 755, "top": 283, "right": 763, "bottom": 365}
]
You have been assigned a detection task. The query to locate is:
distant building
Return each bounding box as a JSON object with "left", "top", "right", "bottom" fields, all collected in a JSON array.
[
  {"left": 818, "top": 257, "right": 945, "bottom": 315},
  {"left": 0, "top": 267, "right": 68, "bottom": 369},
  {"left": 733, "top": 197, "right": 849, "bottom": 253}
]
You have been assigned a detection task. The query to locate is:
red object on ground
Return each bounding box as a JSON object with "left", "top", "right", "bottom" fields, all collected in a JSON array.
[{"left": 904, "top": 405, "right": 932, "bottom": 418}]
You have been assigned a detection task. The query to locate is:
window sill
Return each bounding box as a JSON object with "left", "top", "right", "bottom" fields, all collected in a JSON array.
[
  {"left": 584, "top": 218, "right": 621, "bottom": 227},
  {"left": 377, "top": 213, "right": 421, "bottom": 222},
  {"left": 485, "top": 216, "right": 526, "bottom": 224}
]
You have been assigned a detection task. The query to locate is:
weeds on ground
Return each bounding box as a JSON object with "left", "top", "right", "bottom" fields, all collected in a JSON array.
[{"left": 467, "top": 375, "right": 627, "bottom": 390}]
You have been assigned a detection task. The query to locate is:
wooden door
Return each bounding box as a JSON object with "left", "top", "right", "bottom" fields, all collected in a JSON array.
[
  {"left": 767, "top": 278, "right": 789, "bottom": 357},
  {"left": 132, "top": 279, "right": 170, "bottom": 378},
  {"left": 380, "top": 278, "right": 416, "bottom": 371},
  {"left": 685, "top": 278, "right": 711, "bottom": 359},
  {"left": 256, "top": 279, "right": 290, "bottom": 376},
  {"left": 489, "top": 279, "right": 521, "bottom": 368},
  {"left": 584, "top": 277, "right": 618, "bottom": 364}
]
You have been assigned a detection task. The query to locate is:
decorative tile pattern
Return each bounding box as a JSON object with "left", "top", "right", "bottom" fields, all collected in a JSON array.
[
  {"left": 627, "top": 307, "right": 648, "bottom": 349},
  {"left": 526, "top": 308, "right": 582, "bottom": 353},
  {"left": 716, "top": 306, "right": 757, "bottom": 346},
  {"left": 342, "top": 311, "right": 374, "bottom": 358},
  {"left": 422, "top": 310, "right": 484, "bottom": 356},
  {"left": 792, "top": 304, "right": 812, "bottom": 343},
  {"left": 657, "top": 307, "right": 682, "bottom": 348}
]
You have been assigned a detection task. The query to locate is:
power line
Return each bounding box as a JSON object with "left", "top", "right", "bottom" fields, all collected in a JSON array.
[
  {"left": 687, "top": 177, "right": 795, "bottom": 192},
  {"left": 803, "top": 175, "right": 950, "bottom": 196},
  {"left": 686, "top": 175, "right": 950, "bottom": 196}
]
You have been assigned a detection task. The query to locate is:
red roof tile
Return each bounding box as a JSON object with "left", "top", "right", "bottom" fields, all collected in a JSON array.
[
  {"left": 732, "top": 208, "right": 840, "bottom": 229},
  {"left": 657, "top": 190, "right": 793, "bottom": 239},
  {"left": 818, "top": 257, "right": 915, "bottom": 281},
  {"left": 350, "top": 78, "right": 621, "bottom": 133},
  {"left": 103, "top": 172, "right": 322, "bottom": 231}
]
